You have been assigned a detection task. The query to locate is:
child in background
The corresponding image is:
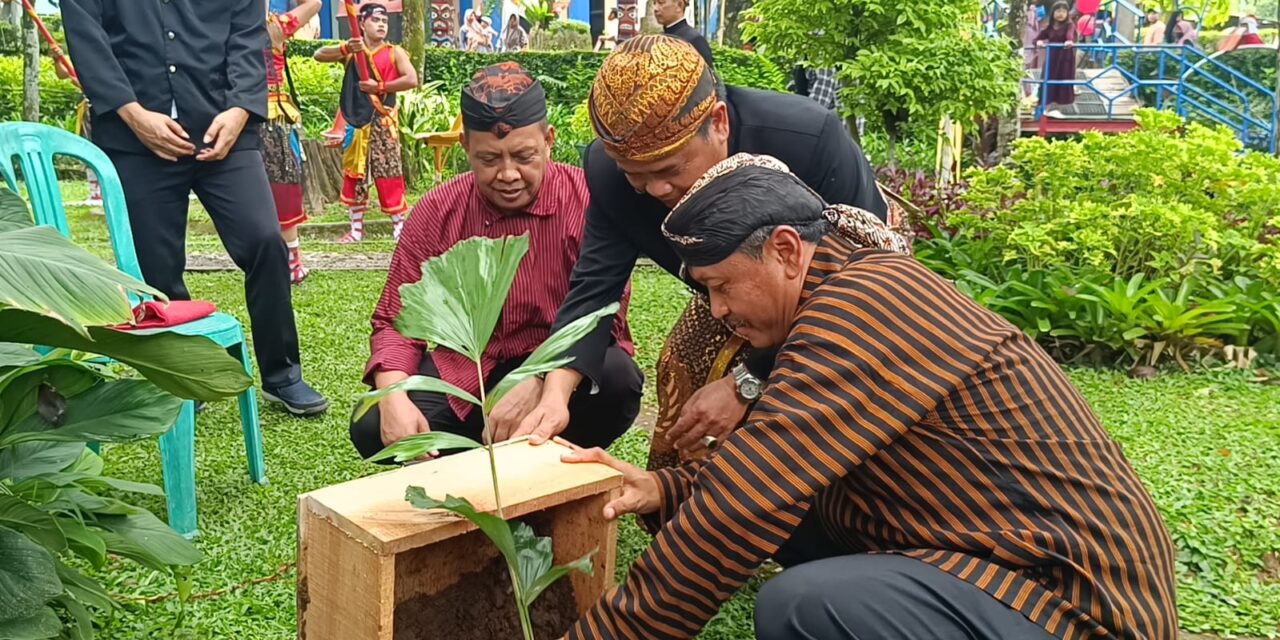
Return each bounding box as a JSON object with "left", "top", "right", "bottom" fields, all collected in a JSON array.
[{"left": 1037, "top": 0, "right": 1077, "bottom": 110}]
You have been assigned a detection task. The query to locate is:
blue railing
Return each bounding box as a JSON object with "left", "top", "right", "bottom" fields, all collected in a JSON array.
[{"left": 1025, "top": 43, "right": 1278, "bottom": 152}]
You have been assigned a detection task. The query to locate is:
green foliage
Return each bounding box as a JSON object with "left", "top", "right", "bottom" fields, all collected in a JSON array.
[
  {"left": 395, "top": 82, "right": 459, "bottom": 185},
  {"left": 744, "top": 0, "right": 1020, "bottom": 153},
  {"left": 913, "top": 112, "right": 1280, "bottom": 366},
  {"left": 0, "top": 57, "right": 81, "bottom": 129},
  {"left": 0, "top": 187, "right": 253, "bottom": 638}
]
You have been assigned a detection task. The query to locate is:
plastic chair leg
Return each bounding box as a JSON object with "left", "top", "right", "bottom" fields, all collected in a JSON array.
[
  {"left": 234, "top": 341, "right": 266, "bottom": 485},
  {"left": 159, "top": 400, "right": 198, "bottom": 539}
]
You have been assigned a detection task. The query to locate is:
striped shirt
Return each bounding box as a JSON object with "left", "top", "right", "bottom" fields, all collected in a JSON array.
[
  {"left": 365, "top": 163, "right": 634, "bottom": 419},
  {"left": 569, "top": 236, "right": 1177, "bottom": 640}
]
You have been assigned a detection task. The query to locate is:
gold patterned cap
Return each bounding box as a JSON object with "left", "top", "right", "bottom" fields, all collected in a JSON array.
[{"left": 589, "top": 35, "right": 718, "bottom": 162}]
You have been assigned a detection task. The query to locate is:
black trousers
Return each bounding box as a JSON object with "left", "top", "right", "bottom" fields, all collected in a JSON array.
[
  {"left": 108, "top": 149, "right": 301, "bottom": 387},
  {"left": 350, "top": 345, "right": 643, "bottom": 461},
  {"left": 757, "top": 513, "right": 1055, "bottom": 640}
]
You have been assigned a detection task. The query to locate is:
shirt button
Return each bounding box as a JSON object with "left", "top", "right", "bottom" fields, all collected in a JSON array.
[
  {"left": 167, "top": 31, "right": 176, "bottom": 40},
  {"left": 168, "top": 64, "right": 176, "bottom": 73}
]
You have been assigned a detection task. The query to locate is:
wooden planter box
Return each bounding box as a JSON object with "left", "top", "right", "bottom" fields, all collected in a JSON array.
[{"left": 297, "top": 439, "right": 623, "bottom": 640}]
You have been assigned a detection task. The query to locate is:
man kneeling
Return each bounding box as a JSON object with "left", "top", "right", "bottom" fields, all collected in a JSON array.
[
  {"left": 561, "top": 154, "right": 1177, "bottom": 639},
  {"left": 352, "top": 63, "right": 643, "bottom": 461}
]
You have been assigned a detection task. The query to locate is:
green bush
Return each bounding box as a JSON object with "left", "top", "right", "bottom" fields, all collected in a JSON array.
[
  {"left": 0, "top": 57, "right": 82, "bottom": 128},
  {"left": 1199, "top": 28, "right": 1279, "bottom": 52},
  {"left": 915, "top": 110, "right": 1280, "bottom": 367}
]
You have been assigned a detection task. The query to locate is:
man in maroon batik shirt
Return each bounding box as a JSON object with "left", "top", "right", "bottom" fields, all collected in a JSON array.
[{"left": 350, "top": 63, "right": 643, "bottom": 461}]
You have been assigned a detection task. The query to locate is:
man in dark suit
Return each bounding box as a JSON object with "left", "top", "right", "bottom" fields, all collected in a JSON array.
[
  {"left": 62, "top": 0, "right": 328, "bottom": 416},
  {"left": 653, "top": 0, "right": 714, "bottom": 66}
]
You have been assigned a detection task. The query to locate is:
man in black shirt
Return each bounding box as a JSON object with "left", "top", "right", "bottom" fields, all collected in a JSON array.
[
  {"left": 512, "top": 35, "right": 888, "bottom": 460},
  {"left": 62, "top": 0, "right": 328, "bottom": 416},
  {"left": 654, "top": 0, "right": 714, "bottom": 66}
]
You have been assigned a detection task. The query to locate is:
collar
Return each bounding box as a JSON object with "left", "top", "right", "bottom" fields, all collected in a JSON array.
[
  {"left": 663, "top": 18, "right": 690, "bottom": 31},
  {"left": 471, "top": 163, "right": 561, "bottom": 218},
  {"left": 799, "top": 234, "right": 857, "bottom": 305}
]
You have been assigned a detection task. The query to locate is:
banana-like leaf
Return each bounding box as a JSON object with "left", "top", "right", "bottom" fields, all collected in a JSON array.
[
  {"left": 3, "top": 379, "right": 182, "bottom": 447},
  {"left": 34, "top": 471, "right": 164, "bottom": 497},
  {"left": 0, "top": 344, "right": 39, "bottom": 369},
  {"left": 404, "top": 489, "right": 595, "bottom": 609},
  {"left": 0, "top": 226, "right": 166, "bottom": 337},
  {"left": 0, "top": 525, "right": 63, "bottom": 624},
  {"left": 95, "top": 510, "right": 201, "bottom": 571},
  {"left": 485, "top": 303, "right": 620, "bottom": 414},
  {"left": 0, "top": 310, "right": 251, "bottom": 401},
  {"left": 351, "top": 375, "right": 481, "bottom": 422},
  {"left": 53, "top": 594, "right": 93, "bottom": 640},
  {"left": 0, "top": 360, "right": 105, "bottom": 434},
  {"left": 0, "top": 186, "right": 33, "bottom": 233},
  {"left": 395, "top": 235, "right": 530, "bottom": 362},
  {"left": 366, "top": 431, "right": 484, "bottom": 464},
  {"left": 512, "top": 521, "right": 594, "bottom": 607},
  {"left": 0, "top": 606, "right": 61, "bottom": 640},
  {"left": 57, "top": 519, "right": 108, "bottom": 569},
  {"left": 0, "top": 497, "right": 65, "bottom": 554},
  {"left": 55, "top": 562, "right": 115, "bottom": 611},
  {"left": 0, "top": 442, "right": 85, "bottom": 484}
]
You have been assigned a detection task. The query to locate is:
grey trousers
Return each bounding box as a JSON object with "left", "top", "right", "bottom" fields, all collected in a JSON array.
[{"left": 755, "top": 553, "right": 1056, "bottom": 640}]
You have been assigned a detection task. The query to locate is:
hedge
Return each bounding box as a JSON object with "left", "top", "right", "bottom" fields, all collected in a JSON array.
[{"left": 6, "top": 45, "right": 787, "bottom": 138}]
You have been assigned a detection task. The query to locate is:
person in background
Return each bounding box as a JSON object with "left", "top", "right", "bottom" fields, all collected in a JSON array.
[
  {"left": 1239, "top": 13, "right": 1267, "bottom": 45},
  {"left": 1166, "top": 9, "right": 1200, "bottom": 47},
  {"left": 351, "top": 63, "right": 642, "bottom": 461},
  {"left": 314, "top": 4, "right": 419, "bottom": 244},
  {"left": 594, "top": 7, "right": 620, "bottom": 51},
  {"left": 62, "top": 0, "right": 329, "bottom": 416},
  {"left": 1143, "top": 6, "right": 1167, "bottom": 45},
  {"left": 265, "top": 0, "right": 323, "bottom": 284},
  {"left": 501, "top": 13, "right": 529, "bottom": 51},
  {"left": 464, "top": 7, "right": 488, "bottom": 51},
  {"left": 653, "top": 0, "right": 713, "bottom": 66},
  {"left": 1036, "top": 1, "right": 1077, "bottom": 109},
  {"left": 1022, "top": 4, "right": 1044, "bottom": 96}
]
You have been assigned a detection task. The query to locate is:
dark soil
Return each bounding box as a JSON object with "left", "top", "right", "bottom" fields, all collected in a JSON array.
[{"left": 394, "top": 554, "right": 579, "bottom": 640}]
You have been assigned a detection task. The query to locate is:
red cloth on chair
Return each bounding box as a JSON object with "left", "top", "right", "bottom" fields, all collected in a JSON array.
[{"left": 114, "top": 300, "right": 216, "bottom": 330}]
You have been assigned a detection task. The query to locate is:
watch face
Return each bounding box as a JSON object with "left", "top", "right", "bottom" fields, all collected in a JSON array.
[{"left": 741, "top": 378, "right": 762, "bottom": 399}]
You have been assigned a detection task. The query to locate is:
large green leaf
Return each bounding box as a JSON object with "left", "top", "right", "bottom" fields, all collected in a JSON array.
[
  {"left": 0, "top": 496, "right": 65, "bottom": 554},
  {"left": 0, "top": 186, "right": 33, "bottom": 233},
  {"left": 53, "top": 595, "right": 93, "bottom": 640},
  {"left": 0, "top": 526, "right": 62, "bottom": 624},
  {"left": 0, "top": 226, "right": 165, "bottom": 336},
  {"left": 404, "top": 488, "right": 517, "bottom": 568},
  {"left": 395, "top": 235, "right": 529, "bottom": 362},
  {"left": 513, "top": 521, "right": 594, "bottom": 607},
  {"left": 351, "top": 375, "right": 481, "bottom": 422},
  {"left": 95, "top": 511, "right": 201, "bottom": 571},
  {"left": 0, "top": 360, "right": 106, "bottom": 435},
  {"left": 55, "top": 562, "right": 114, "bottom": 611},
  {"left": 57, "top": 519, "right": 107, "bottom": 569},
  {"left": 34, "top": 471, "right": 164, "bottom": 497},
  {"left": 3, "top": 379, "right": 181, "bottom": 447},
  {"left": 485, "top": 303, "right": 620, "bottom": 413},
  {"left": 0, "top": 344, "right": 40, "bottom": 369},
  {"left": 0, "top": 310, "right": 251, "bottom": 401},
  {"left": 366, "top": 431, "right": 484, "bottom": 464},
  {"left": 0, "top": 606, "right": 60, "bottom": 640},
  {"left": 0, "top": 442, "right": 85, "bottom": 484}
]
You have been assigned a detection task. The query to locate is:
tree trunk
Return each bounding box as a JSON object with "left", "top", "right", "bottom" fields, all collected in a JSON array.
[
  {"left": 721, "top": 0, "right": 750, "bottom": 47},
  {"left": 403, "top": 0, "right": 426, "bottom": 74},
  {"left": 21, "top": 8, "right": 39, "bottom": 123},
  {"left": 993, "top": 0, "right": 1030, "bottom": 164}
]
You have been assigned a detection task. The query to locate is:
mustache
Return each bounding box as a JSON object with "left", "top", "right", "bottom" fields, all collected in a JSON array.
[{"left": 725, "top": 317, "right": 749, "bottom": 331}]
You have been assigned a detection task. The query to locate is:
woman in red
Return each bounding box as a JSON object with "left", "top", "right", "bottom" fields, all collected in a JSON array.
[{"left": 1036, "top": 1, "right": 1077, "bottom": 109}]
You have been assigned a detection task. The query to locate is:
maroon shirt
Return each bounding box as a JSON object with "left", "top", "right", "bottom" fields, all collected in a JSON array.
[{"left": 366, "top": 162, "right": 635, "bottom": 418}]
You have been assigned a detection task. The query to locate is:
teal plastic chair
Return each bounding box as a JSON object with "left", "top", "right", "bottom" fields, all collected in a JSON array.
[{"left": 0, "top": 122, "right": 265, "bottom": 538}]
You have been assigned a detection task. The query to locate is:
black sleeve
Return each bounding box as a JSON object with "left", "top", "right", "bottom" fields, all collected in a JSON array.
[
  {"left": 61, "top": 0, "right": 137, "bottom": 115},
  {"left": 225, "top": 0, "right": 269, "bottom": 120},
  {"left": 791, "top": 65, "right": 810, "bottom": 96},
  {"left": 811, "top": 111, "right": 888, "bottom": 221},
  {"left": 695, "top": 35, "right": 715, "bottom": 68},
  {"left": 549, "top": 152, "right": 641, "bottom": 386}
]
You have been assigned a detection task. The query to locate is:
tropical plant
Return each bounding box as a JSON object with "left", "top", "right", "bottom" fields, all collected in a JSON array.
[
  {"left": 0, "top": 186, "right": 252, "bottom": 638},
  {"left": 395, "top": 82, "right": 458, "bottom": 187},
  {"left": 351, "top": 235, "right": 618, "bottom": 640}
]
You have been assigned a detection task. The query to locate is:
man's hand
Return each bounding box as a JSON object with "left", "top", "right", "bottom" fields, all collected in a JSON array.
[
  {"left": 668, "top": 375, "right": 748, "bottom": 456},
  {"left": 489, "top": 376, "right": 543, "bottom": 443},
  {"left": 379, "top": 391, "right": 432, "bottom": 454},
  {"left": 347, "top": 37, "right": 365, "bottom": 54},
  {"left": 118, "top": 103, "right": 195, "bottom": 162},
  {"left": 196, "top": 107, "right": 249, "bottom": 162},
  {"left": 560, "top": 444, "right": 659, "bottom": 519},
  {"left": 513, "top": 398, "right": 571, "bottom": 445},
  {"left": 359, "top": 79, "right": 381, "bottom": 94},
  {"left": 267, "top": 18, "right": 285, "bottom": 49}
]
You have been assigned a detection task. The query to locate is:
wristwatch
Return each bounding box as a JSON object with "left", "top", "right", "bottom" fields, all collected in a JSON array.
[{"left": 731, "top": 364, "right": 763, "bottom": 402}]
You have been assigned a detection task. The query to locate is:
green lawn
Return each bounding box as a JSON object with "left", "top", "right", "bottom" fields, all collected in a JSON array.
[{"left": 46, "top": 183, "right": 1280, "bottom": 638}]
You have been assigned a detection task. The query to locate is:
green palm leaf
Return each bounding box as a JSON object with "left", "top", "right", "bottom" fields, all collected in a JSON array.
[
  {"left": 366, "top": 432, "right": 484, "bottom": 464},
  {"left": 0, "top": 226, "right": 165, "bottom": 337},
  {"left": 395, "top": 235, "right": 529, "bottom": 362},
  {"left": 485, "top": 303, "right": 620, "bottom": 413},
  {"left": 351, "top": 375, "right": 481, "bottom": 422}
]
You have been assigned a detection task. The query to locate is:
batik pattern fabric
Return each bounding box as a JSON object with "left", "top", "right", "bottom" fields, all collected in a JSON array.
[{"left": 263, "top": 11, "right": 307, "bottom": 229}]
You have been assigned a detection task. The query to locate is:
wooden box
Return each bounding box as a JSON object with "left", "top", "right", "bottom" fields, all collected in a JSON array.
[{"left": 297, "top": 438, "right": 623, "bottom": 640}]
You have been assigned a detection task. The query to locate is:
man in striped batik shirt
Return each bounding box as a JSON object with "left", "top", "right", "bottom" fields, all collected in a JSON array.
[
  {"left": 560, "top": 154, "right": 1177, "bottom": 640},
  {"left": 351, "top": 63, "right": 643, "bottom": 462}
]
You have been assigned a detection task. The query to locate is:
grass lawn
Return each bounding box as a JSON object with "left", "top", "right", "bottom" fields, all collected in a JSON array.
[{"left": 45, "top": 184, "right": 1280, "bottom": 638}]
